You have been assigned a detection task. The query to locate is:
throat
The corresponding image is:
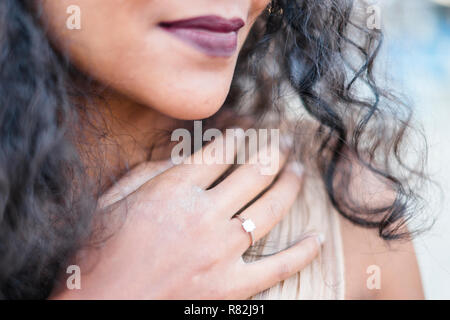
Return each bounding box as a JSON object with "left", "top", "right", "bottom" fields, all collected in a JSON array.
[{"left": 75, "top": 89, "right": 183, "bottom": 192}]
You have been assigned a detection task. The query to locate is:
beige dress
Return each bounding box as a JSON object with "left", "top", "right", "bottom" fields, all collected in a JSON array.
[{"left": 246, "top": 172, "right": 346, "bottom": 300}]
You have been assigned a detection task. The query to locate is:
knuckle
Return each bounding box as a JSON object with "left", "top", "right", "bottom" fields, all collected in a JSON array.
[
  {"left": 295, "top": 238, "right": 319, "bottom": 262},
  {"left": 267, "top": 197, "right": 286, "bottom": 219},
  {"left": 249, "top": 163, "right": 276, "bottom": 183},
  {"left": 160, "top": 170, "right": 190, "bottom": 188},
  {"left": 277, "top": 260, "right": 294, "bottom": 280}
]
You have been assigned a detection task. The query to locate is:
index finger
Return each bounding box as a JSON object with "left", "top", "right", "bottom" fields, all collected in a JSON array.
[
  {"left": 162, "top": 128, "right": 245, "bottom": 189},
  {"left": 98, "top": 160, "right": 173, "bottom": 208}
]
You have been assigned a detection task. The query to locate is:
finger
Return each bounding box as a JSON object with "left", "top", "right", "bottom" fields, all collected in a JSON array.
[
  {"left": 98, "top": 160, "right": 173, "bottom": 208},
  {"left": 210, "top": 143, "right": 289, "bottom": 216},
  {"left": 163, "top": 129, "right": 245, "bottom": 189},
  {"left": 240, "top": 234, "right": 323, "bottom": 297},
  {"left": 229, "top": 162, "right": 304, "bottom": 251}
]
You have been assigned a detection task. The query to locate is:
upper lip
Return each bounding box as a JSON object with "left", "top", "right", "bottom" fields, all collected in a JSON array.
[{"left": 159, "top": 15, "right": 245, "bottom": 33}]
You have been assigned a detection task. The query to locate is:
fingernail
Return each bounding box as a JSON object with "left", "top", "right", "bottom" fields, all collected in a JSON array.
[
  {"left": 315, "top": 233, "right": 326, "bottom": 246},
  {"left": 287, "top": 161, "right": 304, "bottom": 177},
  {"left": 302, "top": 232, "right": 325, "bottom": 246}
]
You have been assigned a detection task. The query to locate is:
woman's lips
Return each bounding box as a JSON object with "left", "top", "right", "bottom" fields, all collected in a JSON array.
[{"left": 159, "top": 15, "right": 245, "bottom": 58}]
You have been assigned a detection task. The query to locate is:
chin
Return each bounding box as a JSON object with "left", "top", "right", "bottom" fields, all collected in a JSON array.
[
  {"left": 162, "top": 99, "right": 225, "bottom": 120},
  {"left": 147, "top": 85, "right": 230, "bottom": 120}
]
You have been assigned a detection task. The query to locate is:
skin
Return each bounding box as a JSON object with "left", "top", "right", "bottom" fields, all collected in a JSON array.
[
  {"left": 340, "top": 215, "right": 424, "bottom": 299},
  {"left": 42, "top": 0, "right": 269, "bottom": 120},
  {"left": 54, "top": 136, "right": 322, "bottom": 299},
  {"left": 42, "top": 0, "right": 424, "bottom": 299},
  {"left": 340, "top": 159, "right": 424, "bottom": 299}
]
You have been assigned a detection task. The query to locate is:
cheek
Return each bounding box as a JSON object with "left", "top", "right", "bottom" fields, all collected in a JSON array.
[
  {"left": 43, "top": 0, "right": 238, "bottom": 120},
  {"left": 122, "top": 53, "right": 236, "bottom": 120},
  {"left": 89, "top": 27, "right": 237, "bottom": 120},
  {"left": 159, "top": 82, "right": 233, "bottom": 120},
  {"left": 250, "top": 0, "right": 271, "bottom": 18},
  {"left": 42, "top": 0, "right": 269, "bottom": 121}
]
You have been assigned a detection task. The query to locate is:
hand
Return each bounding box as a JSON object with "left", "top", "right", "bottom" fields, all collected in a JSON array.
[{"left": 53, "top": 133, "right": 322, "bottom": 299}]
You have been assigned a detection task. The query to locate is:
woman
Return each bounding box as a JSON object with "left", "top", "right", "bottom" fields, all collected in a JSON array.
[{"left": 0, "top": 0, "right": 425, "bottom": 299}]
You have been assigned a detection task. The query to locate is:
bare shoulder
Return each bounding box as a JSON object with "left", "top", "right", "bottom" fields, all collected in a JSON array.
[{"left": 339, "top": 214, "right": 424, "bottom": 299}]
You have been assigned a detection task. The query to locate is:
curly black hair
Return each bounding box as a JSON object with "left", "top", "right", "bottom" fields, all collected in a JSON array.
[
  {"left": 0, "top": 0, "right": 427, "bottom": 299},
  {"left": 231, "top": 0, "right": 427, "bottom": 236}
]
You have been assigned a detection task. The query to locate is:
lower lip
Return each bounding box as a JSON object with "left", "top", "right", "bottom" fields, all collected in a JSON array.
[{"left": 161, "top": 27, "right": 239, "bottom": 58}]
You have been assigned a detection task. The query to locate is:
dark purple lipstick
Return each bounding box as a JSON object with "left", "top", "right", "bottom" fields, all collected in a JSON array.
[{"left": 159, "top": 15, "right": 245, "bottom": 57}]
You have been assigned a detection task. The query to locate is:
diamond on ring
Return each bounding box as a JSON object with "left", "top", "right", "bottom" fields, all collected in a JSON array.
[
  {"left": 234, "top": 215, "right": 256, "bottom": 246},
  {"left": 242, "top": 219, "right": 256, "bottom": 233}
]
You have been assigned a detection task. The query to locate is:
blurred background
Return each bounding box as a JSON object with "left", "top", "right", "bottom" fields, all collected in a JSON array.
[{"left": 380, "top": 0, "right": 450, "bottom": 299}]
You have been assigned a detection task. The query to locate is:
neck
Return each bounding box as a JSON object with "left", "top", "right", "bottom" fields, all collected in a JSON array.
[{"left": 77, "top": 89, "right": 183, "bottom": 191}]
